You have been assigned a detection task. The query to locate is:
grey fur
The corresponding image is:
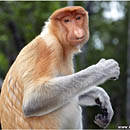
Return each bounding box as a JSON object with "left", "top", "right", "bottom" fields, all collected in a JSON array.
[{"left": 22, "top": 58, "right": 119, "bottom": 128}]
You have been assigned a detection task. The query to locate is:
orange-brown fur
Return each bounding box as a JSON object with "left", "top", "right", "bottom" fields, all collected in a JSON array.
[
  {"left": 0, "top": 6, "right": 88, "bottom": 129},
  {"left": 0, "top": 36, "right": 64, "bottom": 129}
]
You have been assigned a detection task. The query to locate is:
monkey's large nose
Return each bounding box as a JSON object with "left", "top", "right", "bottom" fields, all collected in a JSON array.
[{"left": 74, "top": 29, "right": 85, "bottom": 40}]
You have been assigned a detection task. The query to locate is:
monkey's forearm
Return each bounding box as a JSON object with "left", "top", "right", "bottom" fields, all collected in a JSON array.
[
  {"left": 78, "top": 86, "right": 110, "bottom": 106},
  {"left": 23, "top": 65, "right": 103, "bottom": 117}
]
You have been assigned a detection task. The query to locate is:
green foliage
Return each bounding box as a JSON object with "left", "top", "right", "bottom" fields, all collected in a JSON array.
[{"left": 0, "top": 53, "right": 9, "bottom": 78}]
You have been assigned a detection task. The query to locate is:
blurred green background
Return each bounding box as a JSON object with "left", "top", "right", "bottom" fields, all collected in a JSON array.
[{"left": 0, "top": 1, "right": 130, "bottom": 129}]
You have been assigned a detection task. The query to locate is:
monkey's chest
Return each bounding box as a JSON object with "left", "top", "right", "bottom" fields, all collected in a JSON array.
[{"left": 58, "top": 99, "right": 82, "bottom": 129}]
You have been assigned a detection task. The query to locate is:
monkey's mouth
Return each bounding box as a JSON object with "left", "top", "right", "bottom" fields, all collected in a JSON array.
[
  {"left": 77, "top": 37, "right": 84, "bottom": 40},
  {"left": 70, "top": 37, "right": 85, "bottom": 45},
  {"left": 76, "top": 37, "right": 84, "bottom": 40}
]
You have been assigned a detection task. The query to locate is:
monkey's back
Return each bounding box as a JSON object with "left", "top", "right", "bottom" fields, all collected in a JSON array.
[
  {"left": 0, "top": 36, "right": 61, "bottom": 129},
  {"left": 0, "top": 69, "right": 29, "bottom": 128},
  {"left": 0, "top": 70, "right": 60, "bottom": 129}
]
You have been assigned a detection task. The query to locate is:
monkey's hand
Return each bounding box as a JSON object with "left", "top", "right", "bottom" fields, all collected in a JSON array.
[
  {"left": 75, "top": 58, "right": 120, "bottom": 88},
  {"left": 92, "top": 58, "right": 120, "bottom": 85},
  {"left": 78, "top": 86, "right": 113, "bottom": 128},
  {"left": 94, "top": 93, "right": 113, "bottom": 128}
]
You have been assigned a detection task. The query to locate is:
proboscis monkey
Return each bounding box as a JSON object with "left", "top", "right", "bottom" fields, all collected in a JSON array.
[{"left": 0, "top": 6, "right": 120, "bottom": 129}]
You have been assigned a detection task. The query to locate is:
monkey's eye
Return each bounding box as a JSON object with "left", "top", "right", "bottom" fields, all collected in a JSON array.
[
  {"left": 76, "top": 16, "right": 81, "bottom": 20},
  {"left": 64, "top": 19, "right": 70, "bottom": 23}
]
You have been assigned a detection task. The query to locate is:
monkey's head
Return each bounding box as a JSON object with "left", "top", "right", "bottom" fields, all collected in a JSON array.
[{"left": 50, "top": 6, "right": 89, "bottom": 50}]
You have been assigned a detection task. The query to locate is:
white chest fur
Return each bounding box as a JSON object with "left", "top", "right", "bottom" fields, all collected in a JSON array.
[{"left": 58, "top": 98, "right": 82, "bottom": 129}]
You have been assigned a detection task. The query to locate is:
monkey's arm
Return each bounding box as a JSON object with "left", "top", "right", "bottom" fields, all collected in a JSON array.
[
  {"left": 23, "top": 59, "right": 119, "bottom": 117},
  {"left": 78, "top": 86, "right": 113, "bottom": 128}
]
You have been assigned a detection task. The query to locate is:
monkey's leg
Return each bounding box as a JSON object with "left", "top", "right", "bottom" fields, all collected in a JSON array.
[{"left": 78, "top": 86, "right": 113, "bottom": 128}]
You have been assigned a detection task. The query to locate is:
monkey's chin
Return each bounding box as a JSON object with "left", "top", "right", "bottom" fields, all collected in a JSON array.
[{"left": 70, "top": 39, "right": 86, "bottom": 47}]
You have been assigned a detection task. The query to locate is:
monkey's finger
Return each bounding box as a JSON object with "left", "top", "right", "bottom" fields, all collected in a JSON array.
[
  {"left": 110, "top": 77, "right": 117, "bottom": 80},
  {"left": 94, "top": 114, "right": 109, "bottom": 128},
  {"left": 95, "top": 98, "right": 102, "bottom": 107},
  {"left": 98, "top": 58, "right": 106, "bottom": 64}
]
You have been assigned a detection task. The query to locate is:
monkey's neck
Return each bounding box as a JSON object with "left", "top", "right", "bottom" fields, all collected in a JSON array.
[{"left": 40, "top": 27, "right": 74, "bottom": 75}]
